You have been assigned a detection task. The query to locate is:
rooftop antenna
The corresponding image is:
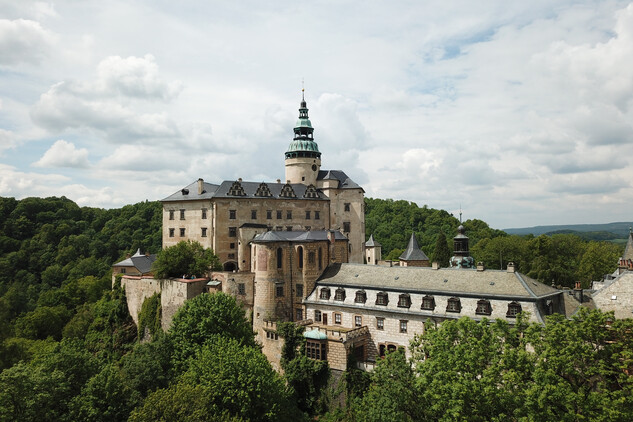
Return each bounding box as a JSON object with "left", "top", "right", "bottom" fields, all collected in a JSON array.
[
  {"left": 302, "top": 78, "right": 305, "bottom": 100},
  {"left": 459, "top": 204, "right": 462, "bottom": 224}
]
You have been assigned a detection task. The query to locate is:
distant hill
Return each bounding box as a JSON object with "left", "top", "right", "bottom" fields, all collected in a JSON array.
[{"left": 504, "top": 222, "right": 633, "bottom": 240}]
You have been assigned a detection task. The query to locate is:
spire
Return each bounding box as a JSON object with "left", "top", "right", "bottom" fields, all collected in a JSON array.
[
  {"left": 366, "top": 234, "right": 381, "bottom": 248},
  {"left": 399, "top": 233, "right": 429, "bottom": 261},
  {"left": 450, "top": 220, "right": 474, "bottom": 268},
  {"left": 285, "top": 87, "right": 321, "bottom": 159},
  {"left": 623, "top": 227, "right": 633, "bottom": 261}
]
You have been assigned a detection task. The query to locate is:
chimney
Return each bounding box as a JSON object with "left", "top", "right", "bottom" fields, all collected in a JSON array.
[
  {"left": 276, "top": 179, "right": 281, "bottom": 183},
  {"left": 432, "top": 261, "right": 440, "bottom": 270},
  {"left": 573, "top": 281, "right": 583, "bottom": 303},
  {"left": 145, "top": 251, "right": 150, "bottom": 257},
  {"left": 238, "top": 178, "right": 242, "bottom": 182},
  {"left": 198, "top": 178, "right": 204, "bottom": 195},
  {"left": 476, "top": 261, "right": 485, "bottom": 271},
  {"left": 507, "top": 262, "right": 516, "bottom": 273}
]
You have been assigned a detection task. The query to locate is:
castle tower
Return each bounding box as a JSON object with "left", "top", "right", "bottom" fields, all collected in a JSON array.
[
  {"left": 285, "top": 90, "right": 321, "bottom": 186},
  {"left": 399, "top": 233, "right": 430, "bottom": 267},
  {"left": 365, "top": 234, "right": 382, "bottom": 265},
  {"left": 450, "top": 224, "right": 474, "bottom": 268}
]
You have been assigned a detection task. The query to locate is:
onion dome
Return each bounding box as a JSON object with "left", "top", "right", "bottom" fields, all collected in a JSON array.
[{"left": 285, "top": 90, "right": 321, "bottom": 159}]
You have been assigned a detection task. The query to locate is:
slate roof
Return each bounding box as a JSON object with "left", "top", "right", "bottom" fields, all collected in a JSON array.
[
  {"left": 252, "top": 230, "right": 348, "bottom": 243},
  {"left": 365, "top": 234, "right": 381, "bottom": 247},
  {"left": 113, "top": 249, "right": 156, "bottom": 274},
  {"left": 317, "top": 170, "right": 363, "bottom": 190},
  {"left": 399, "top": 234, "right": 429, "bottom": 261},
  {"left": 315, "top": 263, "right": 561, "bottom": 300},
  {"left": 161, "top": 180, "right": 328, "bottom": 202}
]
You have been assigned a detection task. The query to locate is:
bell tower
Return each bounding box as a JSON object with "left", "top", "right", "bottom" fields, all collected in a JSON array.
[{"left": 284, "top": 89, "right": 321, "bottom": 185}]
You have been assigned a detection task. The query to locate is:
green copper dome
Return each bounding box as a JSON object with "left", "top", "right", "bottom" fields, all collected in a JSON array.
[{"left": 285, "top": 92, "right": 321, "bottom": 159}]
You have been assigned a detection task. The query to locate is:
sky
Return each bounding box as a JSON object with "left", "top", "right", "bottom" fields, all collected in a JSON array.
[{"left": 1, "top": 1, "right": 632, "bottom": 230}]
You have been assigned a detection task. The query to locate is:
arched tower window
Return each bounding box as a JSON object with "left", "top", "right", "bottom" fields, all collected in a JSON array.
[
  {"left": 298, "top": 246, "right": 304, "bottom": 269},
  {"left": 277, "top": 248, "right": 283, "bottom": 269}
]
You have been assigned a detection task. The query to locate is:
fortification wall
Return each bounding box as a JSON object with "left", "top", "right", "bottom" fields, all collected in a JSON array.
[{"left": 121, "top": 276, "right": 162, "bottom": 325}]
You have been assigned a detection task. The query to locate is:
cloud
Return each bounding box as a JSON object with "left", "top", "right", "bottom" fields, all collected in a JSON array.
[
  {"left": 32, "top": 139, "right": 89, "bottom": 168},
  {"left": 0, "top": 19, "right": 54, "bottom": 65},
  {"left": 0, "top": 129, "right": 17, "bottom": 153}
]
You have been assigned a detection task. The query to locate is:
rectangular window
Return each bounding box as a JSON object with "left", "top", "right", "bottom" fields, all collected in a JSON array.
[
  {"left": 276, "top": 285, "right": 284, "bottom": 297},
  {"left": 277, "top": 210, "right": 282, "bottom": 219},
  {"left": 343, "top": 222, "right": 351, "bottom": 232},
  {"left": 230, "top": 243, "right": 236, "bottom": 249},
  {"left": 334, "top": 313, "right": 341, "bottom": 324},
  {"left": 238, "top": 283, "right": 245, "bottom": 295},
  {"left": 169, "top": 210, "right": 174, "bottom": 220},
  {"left": 229, "top": 227, "right": 237, "bottom": 237},
  {"left": 180, "top": 209, "right": 186, "bottom": 220},
  {"left": 306, "top": 340, "right": 326, "bottom": 360},
  {"left": 169, "top": 228, "right": 174, "bottom": 237},
  {"left": 315, "top": 211, "right": 320, "bottom": 220},
  {"left": 251, "top": 210, "right": 257, "bottom": 219},
  {"left": 308, "top": 251, "right": 315, "bottom": 265},
  {"left": 305, "top": 211, "right": 311, "bottom": 219},
  {"left": 120, "top": 268, "right": 126, "bottom": 274},
  {"left": 266, "top": 210, "right": 272, "bottom": 219},
  {"left": 296, "top": 284, "right": 303, "bottom": 297},
  {"left": 228, "top": 253, "right": 235, "bottom": 259},
  {"left": 314, "top": 310, "right": 322, "bottom": 322},
  {"left": 180, "top": 228, "right": 186, "bottom": 237},
  {"left": 229, "top": 210, "right": 236, "bottom": 219},
  {"left": 355, "top": 315, "right": 362, "bottom": 327},
  {"left": 201, "top": 227, "right": 207, "bottom": 237},
  {"left": 344, "top": 203, "right": 351, "bottom": 212},
  {"left": 286, "top": 210, "right": 292, "bottom": 219},
  {"left": 296, "top": 308, "right": 303, "bottom": 320},
  {"left": 376, "top": 318, "right": 384, "bottom": 330},
  {"left": 400, "top": 320, "right": 408, "bottom": 333},
  {"left": 201, "top": 208, "right": 207, "bottom": 219}
]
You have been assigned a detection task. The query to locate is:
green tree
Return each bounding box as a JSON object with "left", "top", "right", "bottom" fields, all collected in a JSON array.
[
  {"left": 576, "top": 241, "right": 622, "bottom": 285},
  {"left": 152, "top": 240, "right": 221, "bottom": 279},
  {"left": 138, "top": 292, "right": 162, "bottom": 339},
  {"left": 431, "top": 232, "right": 451, "bottom": 266}
]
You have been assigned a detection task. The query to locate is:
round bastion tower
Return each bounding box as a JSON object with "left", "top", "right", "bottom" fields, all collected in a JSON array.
[{"left": 284, "top": 90, "right": 321, "bottom": 186}]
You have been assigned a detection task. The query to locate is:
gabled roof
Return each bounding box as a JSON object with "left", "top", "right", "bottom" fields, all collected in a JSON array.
[
  {"left": 399, "top": 234, "right": 429, "bottom": 261},
  {"left": 365, "top": 234, "right": 381, "bottom": 248},
  {"left": 161, "top": 180, "right": 328, "bottom": 202},
  {"left": 317, "top": 170, "right": 363, "bottom": 190},
  {"left": 252, "top": 230, "right": 348, "bottom": 243}
]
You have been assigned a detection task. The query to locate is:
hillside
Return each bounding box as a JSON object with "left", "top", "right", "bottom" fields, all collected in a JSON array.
[{"left": 504, "top": 222, "right": 633, "bottom": 238}]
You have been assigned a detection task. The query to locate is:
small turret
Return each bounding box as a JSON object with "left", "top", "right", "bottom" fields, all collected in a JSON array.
[{"left": 285, "top": 88, "right": 321, "bottom": 185}]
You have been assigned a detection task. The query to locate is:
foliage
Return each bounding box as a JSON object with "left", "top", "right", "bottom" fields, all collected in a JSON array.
[
  {"left": 152, "top": 240, "right": 221, "bottom": 279},
  {"left": 138, "top": 292, "right": 162, "bottom": 339},
  {"left": 431, "top": 231, "right": 451, "bottom": 267},
  {"left": 169, "top": 292, "right": 255, "bottom": 372}
]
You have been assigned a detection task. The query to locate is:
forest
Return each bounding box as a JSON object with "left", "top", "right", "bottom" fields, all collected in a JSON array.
[{"left": 0, "top": 195, "right": 629, "bottom": 421}]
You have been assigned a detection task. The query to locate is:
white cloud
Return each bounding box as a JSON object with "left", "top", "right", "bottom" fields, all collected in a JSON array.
[
  {"left": 0, "top": 19, "right": 54, "bottom": 65},
  {"left": 32, "top": 139, "right": 89, "bottom": 168}
]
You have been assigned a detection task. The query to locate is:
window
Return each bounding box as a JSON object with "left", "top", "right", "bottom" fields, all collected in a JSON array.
[
  {"left": 355, "top": 315, "right": 362, "bottom": 327},
  {"left": 507, "top": 301, "right": 522, "bottom": 318},
  {"left": 308, "top": 251, "right": 316, "bottom": 265},
  {"left": 334, "top": 313, "right": 341, "bottom": 324},
  {"left": 421, "top": 295, "right": 436, "bottom": 310},
  {"left": 286, "top": 226, "right": 293, "bottom": 231},
  {"left": 275, "top": 226, "right": 283, "bottom": 231},
  {"left": 229, "top": 227, "right": 237, "bottom": 237},
  {"left": 251, "top": 210, "right": 257, "bottom": 219},
  {"left": 315, "top": 211, "right": 320, "bottom": 220},
  {"left": 305, "top": 225, "right": 311, "bottom": 231},
  {"left": 238, "top": 283, "right": 246, "bottom": 295},
  {"left": 201, "top": 208, "right": 207, "bottom": 219},
  {"left": 266, "top": 210, "right": 272, "bottom": 219},
  {"left": 169, "top": 210, "right": 174, "bottom": 220},
  {"left": 179, "top": 228, "right": 185, "bottom": 237},
  {"left": 344, "top": 203, "right": 351, "bottom": 212},
  {"left": 169, "top": 228, "right": 174, "bottom": 237},
  {"left": 201, "top": 227, "right": 207, "bottom": 237},
  {"left": 277, "top": 210, "right": 282, "bottom": 219},
  {"left": 379, "top": 344, "right": 386, "bottom": 357},
  {"left": 120, "top": 268, "right": 126, "bottom": 274},
  {"left": 230, "top": 243, "right": 236, "bottom": 249},
  {"left": 334, "top": 288, "right": 346, "bottom": 301},
  {"left": 306, "top": 211, "right": 311, "bottom": 219},
  {"left": 376, "top": 292, "right": 389, "bottom": 306},
  {"left": 476, "top": 299, "right": 492, "bottom": 316},
  {"left": 180, "top": 209, "right": 185, "bottom": 220},
  {"left": 296, "top": 308, "right": 303, "bottom": 320},
  {"left": 314, "top": 310, "right": 322, "bottom": 322},
  {"left": 343, "top": 222, "right": 351, "bottom": 232},
  {"left": 376, "top": 318, "right": 384, "bottom": 330},
  {"left": 355, "top": 290, "right": 367, "bottom": 303},
  {"left": 320, "top": 288, "right": 331, "bottom": 300},
  {"left": 398, "top": 294, "right": 411, "bottom": 308},
  {"left": 286, "top": 210, "right": 292, "bottom": 219},
  {"left": 446, "top": 297, "right": 461, "bottom": 313},
  {"left": 228, "top": 253, "right": 235, "bottom": 259},
  {"left": 296, "top": 284, "right": 303, "bottom": 297},
  {"left": 276, "top": 285, "right": 284, "bottom": 297},
  {"left": 277, "top": 248, "right": 283, "bottom": 269},
  {"left": 400, "top": 320, "right": 408, "bottom": 333},
  {"left": 306, "top": 340, "right": 326, "bottom": 360},
  {"left": 298, "top": 246, "right": 303, "bottom": 269},
  {"left": 318, "top": 248, "right": 322, "bottom": 270},
  {"left": 229, "top": 210, "right": 236, "bottom": 219}
]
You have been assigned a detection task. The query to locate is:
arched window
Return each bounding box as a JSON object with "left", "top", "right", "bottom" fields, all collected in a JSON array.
[
  {"left": 506, "top": 301, "right": 522, "bottom": 318},
  {"left": 277, "top": 248, "right": 283, "bottom": 269},
  {"left": 446, "top": 297, "right": 461, "bottom": 313},
  {"left": 298, "top": 246, "right": 303, "bottom": 269},
  {"left": 476, "top": 299, "right": 492, "bottom": 316},
  {"left": 421, "top": 295, "right": 435, "bottom": 310}
]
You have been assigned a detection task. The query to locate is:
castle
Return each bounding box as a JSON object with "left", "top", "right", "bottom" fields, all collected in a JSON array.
[{"left": 114, "top": 92, "right": 633, "bottom": 373}]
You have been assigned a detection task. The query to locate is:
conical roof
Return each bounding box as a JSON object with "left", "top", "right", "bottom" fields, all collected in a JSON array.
[
  {"left": 399, "top": 233, "right": 429, "bottom": 261},
  {"left": 624, "top": 228, "right": 633, "bottom": 261},
  {"left": 366, "top": 234, "right": 381, "bottom": 247}
]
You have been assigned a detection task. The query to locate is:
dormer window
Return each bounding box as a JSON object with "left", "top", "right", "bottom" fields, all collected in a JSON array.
[
  {"left": 255, "top": 182, "right": 273, "bottom": 197},
  {"left": 446, "top": 297, "right": 461, "bottom": 313},
  {"left": 355, "top": 290, "right": 367, "bottom": 304},
  {"left": 376, "top": 292, "right": 389, "bottom": 306},
  {"left": 280, "top": 183, "right": 297, "bottom": 198},
  {"left": 334, "top": 288, "right": 346, "bottom": 301},
  {"left": 476, "top": 299, "right": 492, "bottom": 316},
  {"left": 506, "top": 301, "right": 522, "bottom": 318},
  {"left": 397, "top": 294, "right": 411, "bottom": 308},
  {"left": 421, "top": 295, "right": 436, "bottom": 311},
  {"left": 228, "top": 181, "right": 246, "bottom": 196},
  {"left": 320, "top": 288, "right": 331, "bottom": 300},
  {"left": 304, "top": 184, "right": 319, "bottom": 198}
]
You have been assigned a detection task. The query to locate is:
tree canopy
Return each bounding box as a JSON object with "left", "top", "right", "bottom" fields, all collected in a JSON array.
[{"left": 152, "top": 240, "right": 221, "bottom": 279}]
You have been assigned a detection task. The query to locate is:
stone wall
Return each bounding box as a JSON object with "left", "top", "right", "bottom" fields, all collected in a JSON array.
[{"left": 121, "top": 276, "right": 162, "bottom": 325}]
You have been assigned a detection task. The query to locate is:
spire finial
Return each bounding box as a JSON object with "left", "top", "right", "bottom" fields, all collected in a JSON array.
[
  {"left": 301, "top": 78, "right": 305, "bottom": 101},
  {"left": 459, "top": 205, "right": 462, "bottom": 224}
]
